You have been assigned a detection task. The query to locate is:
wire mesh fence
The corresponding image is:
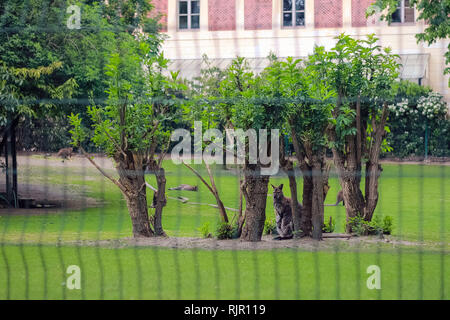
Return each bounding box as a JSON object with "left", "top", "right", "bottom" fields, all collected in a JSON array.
[{"left": 0, "top": 0, "right": 449, "bottom": 302}]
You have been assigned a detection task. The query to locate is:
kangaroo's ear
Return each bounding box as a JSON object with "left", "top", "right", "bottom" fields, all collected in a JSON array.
[
  {"left": 271, "top": 184, "right": 275, "bottom": 189},
  {"left": 279, "top": 184, "right": 283, "bottom": 190}
]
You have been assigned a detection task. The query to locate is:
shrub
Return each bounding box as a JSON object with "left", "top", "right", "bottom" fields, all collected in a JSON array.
[
  {"left": 215, "top": 222, "right": 233, "bottom": 240},
  {"left": 417, "top": 92, "right": 448, "bottom": 120},
  {"left": 264, "top": 218, "right": 277, "bottom": 235},
  {"left": 347, "top": 215, "right": 393, "bottom": 236},
  {"left": 322, "top": 216, "right": 335, "bottom": 233},
  {"left": 387, "top": 83, "right": 449, "bottom": 158},
  {"left": 382, "top": 216, "right": 394, "bottom": 235},
  {"left": 230, "top": 223, "right": 240, "bottom": 239},
  {"left": 347, "top": 215, "right": 370, "bottom": 236},
  {"left": 197, "top": 222, "right": 212, "bottom": 238}
]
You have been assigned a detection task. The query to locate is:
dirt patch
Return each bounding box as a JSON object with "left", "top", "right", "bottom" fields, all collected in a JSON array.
[
  {"left": 74, "top": 234, "right": 446, "bottom": 252},
  {"left": 0, "top": 183, "right": 103, "bottom": 215},
  {"left": 17, "top": 152, "right": 450, "bottom": 168}
]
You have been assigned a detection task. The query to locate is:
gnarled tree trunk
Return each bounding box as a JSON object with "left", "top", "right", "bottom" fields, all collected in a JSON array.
[
  {"left": 363, "top": 103, "right": 389, "bottom": 221},
  {"left": 280, "top": 139, "right": 302, "bottom": 238},
  {"left": 116, "top": 154, "right": 154, "bottom": 238},
  {"left": 240, "top": 164, "right": 270, "bottom": 242},
  {"left": 286, "top": 167, "right": 302, "bottom": 238},
  {"left": 332, "top": 148, "right": 365, "bottom": 233},
  {"left": 330, "top": 101, "right": 389, "bottom": 232},
  {"left": 299, "top": 163, "right": 313, "bottom": 236},
  {"left": 151, "top": 164, "right": 167, "bottom": 237},
  {"left": 311, "top": 156, "right": 325, "bottom": 240},
  {"left": 290, "top": 126, "right": 314, "bottom": 237}
]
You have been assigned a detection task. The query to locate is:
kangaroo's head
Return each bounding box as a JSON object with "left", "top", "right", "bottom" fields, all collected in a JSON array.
[{"left": 271, "top": 184, "right": 284, "bottom": 201}]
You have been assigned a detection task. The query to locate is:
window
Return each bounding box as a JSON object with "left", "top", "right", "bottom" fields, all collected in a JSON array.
[
  {"left": 391, "top": 0, "right": 415, "bottom": 23},
  {"left": 282, "top": 0, "right": 305, "bottom": 27},
  {"left": 178, "top": 0, "right": 200, "bottom": 30}
]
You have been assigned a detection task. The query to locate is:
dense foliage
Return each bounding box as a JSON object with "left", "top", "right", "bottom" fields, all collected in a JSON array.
[
  {"left": 386, "top": 81, "right": 449, "bottom": 157},
  {"left": 0, "top": 0, "right": 163, "bottom": 150}
]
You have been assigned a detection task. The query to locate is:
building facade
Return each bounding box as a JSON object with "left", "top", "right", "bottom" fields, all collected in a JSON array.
[{"left": 152, "top": 0, "right": 449, "bottom": 102}]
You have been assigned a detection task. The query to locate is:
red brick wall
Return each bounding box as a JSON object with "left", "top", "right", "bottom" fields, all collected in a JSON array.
[
  {"left": 314, "top": 0, "right": 342, "bottom": 28},
  {"left": 151, "top": 0, "right": 168, "bottom": 32},
  {"left": 244, "top": 0, "right": 272, "bottom": 30},
  {"left": 209, "top": 0, "right": 236, "bottom": 31},
  {"left": 351, "top": 0, "right": 373, "bottom": 27}
]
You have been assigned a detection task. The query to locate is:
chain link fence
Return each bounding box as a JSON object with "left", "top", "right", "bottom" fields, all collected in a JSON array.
[{"left": 0, "top": 0, "right": 448, "bottom": 301}]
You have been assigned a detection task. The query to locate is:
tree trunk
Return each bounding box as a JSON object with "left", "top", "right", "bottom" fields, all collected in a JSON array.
[
  {"left": 332, "top": 144, "right": 365, "bottom": 233},
  {"left": 2, "top": 118, "right": 18, "bottom": 207},
  {"left": 125, "top": 190, "right": 154, "bottom": 237},
  {"left": 363, "top": 103, "right": 389, "bottom": 221},
  {"left": 287, "top": 167, "right": 302, "bottom": 238},
  {"left": 240, "top": 165, "right": 270, "bottom": 242},
  {"left": 289, "top": 126, "right": 313, "bottom": 237},
  {"left": 311, "top": 157, "right": 324, "bottom": 240},
  {"left": 283, "top": 160, "right": 302, "bottom": 238},
  {"left": 333, "top": 102, "right": 389, "bottom": 226},
  {"left": 322, "top": 162, "right": 331, "bottom": 202},
  {"left": 153, "top": 165, "right": 167, "bottom": 237},
  {"left": 235, "top": 177, "right": 245, "bottom": 238},
  {"left": 338, "top": 173, "right": 365, "bottom": 233},
  {"left": 364, "top": 162, "right": 381, "bottom": 221},
  {"left": 299, "top": 163, "right": 313, "bottom": 236},
  {"left": 116, "top": 154, "right": 154, "bottom": 238},
  {"left": 280, "top": 138, "right": 302, "bottom": 238}
]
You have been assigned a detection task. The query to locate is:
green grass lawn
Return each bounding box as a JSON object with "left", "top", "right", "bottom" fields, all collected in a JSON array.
[
  {"left": 2, "top": 160, "right": 447, "bottom": 243},
  {"left": 0, "top": 159, "right": 448, "bottom": 299},
  {"left": 0, "top": 244, "right": 447, "bottom": 300}
]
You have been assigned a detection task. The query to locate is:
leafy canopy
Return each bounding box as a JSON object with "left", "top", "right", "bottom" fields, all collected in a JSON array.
[{"left": 69, "top": 36, "right": 185, "bottom": 159}]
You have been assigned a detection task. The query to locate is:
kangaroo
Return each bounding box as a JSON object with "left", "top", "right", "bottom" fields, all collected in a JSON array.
[
  {"left": 57, "top": 147, "right": 73, "bottom": 161},
  {"left": 169, "top": 184, "right": 198, "bottom": 191},
  {"left": 335, "top": 190, "right": 344, "bottom": 206},
  {"left": 271, "top": 184, "right": 293, "bottom": 240},
  {"left": 325, "top": 190, "right": 345, "bottom": 206}
]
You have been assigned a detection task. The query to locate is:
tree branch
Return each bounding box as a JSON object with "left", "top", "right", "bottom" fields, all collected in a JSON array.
[
  {"left": 157, "top": 137, "right": 170, "bottom": 168},
  {"left": 79, "top": 146, "right": 127, "bottom": 195},
  {"left": 182, "top": 162, "right": 215, "bottom": 195}
]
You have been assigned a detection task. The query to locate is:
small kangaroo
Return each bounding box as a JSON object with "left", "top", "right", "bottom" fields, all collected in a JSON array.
[
  {"left": 335, "top": 190, "right": 344, "bottom": 206},
  {"left": 271, "top": 184, "right": 293, "bottom": 240},
  {"left": 57, "top": 147, "right": 73, "bottom": 161},
  {"left": 169, "top": 184, "right": 198, "bottom": 191}
]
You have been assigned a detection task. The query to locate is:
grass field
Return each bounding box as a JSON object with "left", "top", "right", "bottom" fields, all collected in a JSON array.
[{"left": 0, "top": 156, "right": 448, "bottom": 299}]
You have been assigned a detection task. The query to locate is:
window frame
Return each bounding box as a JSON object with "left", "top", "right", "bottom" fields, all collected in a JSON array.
[
  {"left": 391, "top": 0, "right": 415, "bottom": 24},
  {"left": 282, "top": 0, "right": 306, "bottom": 28},
  {"left": 177, "top": 0, "right": 201, "bottom": 31}
]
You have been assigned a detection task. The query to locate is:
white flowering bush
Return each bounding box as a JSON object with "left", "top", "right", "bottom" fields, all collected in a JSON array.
[
  {"left": 417, "top": 92, "right": 448, "bottom": 120},
  {"left": 388, "top": 98, "right": 418, "bottom": 118},
  {"left": 387, "top": 86, "right": 450, "bottom": 157}
]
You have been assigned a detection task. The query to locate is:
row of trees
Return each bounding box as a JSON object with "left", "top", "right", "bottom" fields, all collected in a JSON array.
[
  {"left": 70, "top": 29, "right": 401, "bottom": 241},
  {"left": 189, "top": 35, "right": 400, "bottom": 241}
]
